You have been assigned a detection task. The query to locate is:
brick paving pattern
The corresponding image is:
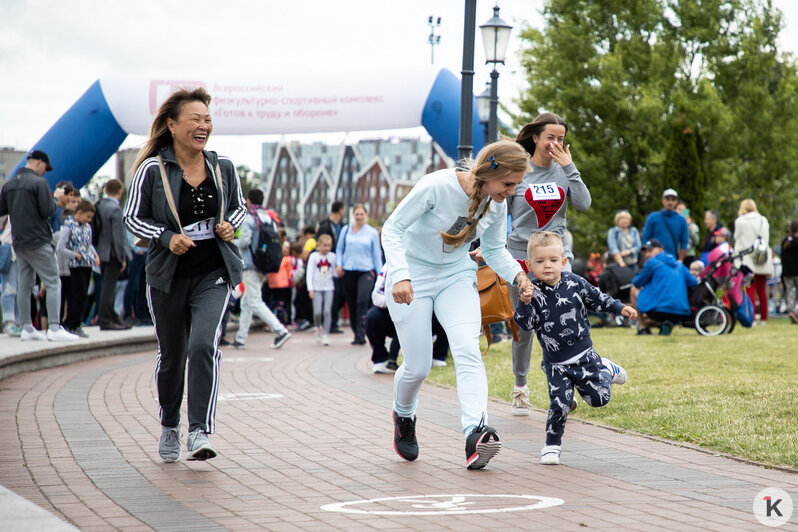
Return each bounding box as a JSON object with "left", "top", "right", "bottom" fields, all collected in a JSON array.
[{"left": 0, "top": 327, "right": 796, "bottom": 530}]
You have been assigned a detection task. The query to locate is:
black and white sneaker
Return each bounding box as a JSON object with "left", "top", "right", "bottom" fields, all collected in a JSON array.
[
  {"left": 393, "top": 411, "right": 418, "bottom": 461},
  {"left": 270, "top": 331, "right": 291, "bottom": 349},
  {"left": 465, "top": 416, "right": 501, "bottom": 470}
]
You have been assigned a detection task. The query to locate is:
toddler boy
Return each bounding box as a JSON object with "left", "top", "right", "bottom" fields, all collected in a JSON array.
[{"left": 514, "top": 231, "right": 638, "bottom": 465}]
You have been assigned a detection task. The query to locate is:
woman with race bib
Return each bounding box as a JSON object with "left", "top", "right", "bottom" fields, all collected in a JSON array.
[
  {"left": 505, "top": 112, "right": 592, "bottom": 416},
  {"left": 124, "top": 87, "right": 246, "bottom": 463}
]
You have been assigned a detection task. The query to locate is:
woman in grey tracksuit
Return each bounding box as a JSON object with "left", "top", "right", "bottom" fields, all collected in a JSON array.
[
  {"left": 506, "top": 112, "right": 592, "bottom": 416},
  {"left": 124, "top": 87, "right": 246, "bottom": 463}
]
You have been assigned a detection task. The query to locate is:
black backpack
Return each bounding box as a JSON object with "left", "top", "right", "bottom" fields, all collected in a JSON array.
[
  {"left": 251, "top": 214, "right": 282, "bottom": 273},
  {"left": 91, "top": 200, "right": 102, "bottom": 246}
]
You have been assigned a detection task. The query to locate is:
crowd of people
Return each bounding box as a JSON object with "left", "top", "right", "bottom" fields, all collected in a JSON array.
[
  {"left": 3, "top": 92, "right": 796, "bottom": 470},
  {"left": 0, "top": 151, "right": 153, "bottom": 344}
]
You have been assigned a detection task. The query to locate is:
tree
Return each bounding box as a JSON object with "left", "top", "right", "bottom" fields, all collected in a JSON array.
[
  {"left": 663, "top": 114, "right": 705, "bottom": 224},
  {"left": 516, "top": 0, "right": 798, "bottom": 254},
  {"left": 236, "top": 165, "right": 262, "bottom": 199}
]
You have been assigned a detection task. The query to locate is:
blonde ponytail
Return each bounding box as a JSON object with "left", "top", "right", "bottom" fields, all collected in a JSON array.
[{"left": 440, "top": 139, "right": 530, "bottom": 248}]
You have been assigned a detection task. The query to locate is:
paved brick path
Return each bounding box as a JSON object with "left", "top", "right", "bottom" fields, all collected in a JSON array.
[{"left": 0, "top": 327, "right": 796, "bottom": 530}]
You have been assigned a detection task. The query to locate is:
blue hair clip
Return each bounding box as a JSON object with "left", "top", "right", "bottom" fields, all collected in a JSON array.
[{"left": 489, "top": 155, "right": 498, "bottom": 169}]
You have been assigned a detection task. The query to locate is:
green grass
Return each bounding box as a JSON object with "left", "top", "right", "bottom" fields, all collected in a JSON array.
[{"left": 425, "top": 317, "right": 798, "bottom": 469}]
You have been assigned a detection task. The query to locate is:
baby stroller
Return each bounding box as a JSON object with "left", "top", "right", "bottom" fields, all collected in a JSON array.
[{"left": 690, "top": 246, "right": 754, "bottom": 336}]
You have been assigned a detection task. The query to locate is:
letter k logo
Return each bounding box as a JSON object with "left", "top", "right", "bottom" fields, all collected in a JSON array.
[{"left": 765, "top": 496, "right": 783, "bottom": 517}]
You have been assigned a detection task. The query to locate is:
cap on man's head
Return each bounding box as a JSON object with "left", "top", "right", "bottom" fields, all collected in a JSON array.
[
  {"left": 713, "top": 227, "right": 731, "bottom": 237},
  {"left": 662, "top": 188, "right": 678, "bottom": 199},
  {"left": 643, "top": 238, "right": 664, "bottom": 250},
  {"left": 27, "top": 149, "right": 54, "bottom": 171}
]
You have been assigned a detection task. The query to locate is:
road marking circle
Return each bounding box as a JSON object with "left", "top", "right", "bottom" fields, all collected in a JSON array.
[{"left": 321, "top": 494, "right": 564, "bottom": 515}]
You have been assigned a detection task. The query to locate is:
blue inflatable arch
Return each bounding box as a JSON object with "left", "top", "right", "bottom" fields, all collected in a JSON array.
[{"left": 13, "top": 68, "right": 484, "bottom": 190}]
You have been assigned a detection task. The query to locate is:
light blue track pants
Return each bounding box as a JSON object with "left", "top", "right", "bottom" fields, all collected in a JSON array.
[{"left": 387, "top": 263, "right": 487, "bottom": 435}]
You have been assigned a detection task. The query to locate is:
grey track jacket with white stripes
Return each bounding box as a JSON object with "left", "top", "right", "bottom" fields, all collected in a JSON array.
[{"left": 123, "top": 146, "right": 247, "bottom": 294}]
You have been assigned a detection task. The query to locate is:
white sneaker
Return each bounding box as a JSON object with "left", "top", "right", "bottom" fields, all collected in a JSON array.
[
  {"left": 511, "top": 386, "right": 532, "bottom": 416},
  {"left": 601, "top": 357, "right": 627, "bottom": 384},
  {"left": 20, "top": 328, "right": 46, "bottom": 341},
  {"left": 373, "top": 361, "right": 395, "bottom": 374},
  {"left": 315, "top": 328, "right": 323, "bottom": 344},
  {"left": 46, "top": 327, "right": 80, "bottom": 342},
  {"left": 322, "top": 334, "right": 330, "bottom": 345},
  {"left": 540, "top": 445, "right": 561, "bottom": 465},
  {"left": 431, "top": 359, "right": 447, "bottom": 367}
]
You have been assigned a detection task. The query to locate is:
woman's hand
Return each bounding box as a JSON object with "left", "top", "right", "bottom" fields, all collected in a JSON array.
[
  {"left": 308, "top": 290, "right": 314, "bottom": 300},
  {"left": 169, "top": 234, "right": 196, "bottom": 256},
  {"left": 335, "top": 265, "right": 344, "bottom": 277},
  {"left": 392, "top": 280, "right": 414, "bottom": 305},
  {"left": 468, "top": 246, "right": 483, "bottom": 263},
  {"left": 547, "top": 142, "right": 573, "bottom": 167},
  {"left": 215, "top": 221, "right": 235, "bottom": 242},
  {"left": 519, "top": 282, "right": 534, "bottom": 305},
  {"left": 515, "top": 271, "right": 532, "bottom": 291}
]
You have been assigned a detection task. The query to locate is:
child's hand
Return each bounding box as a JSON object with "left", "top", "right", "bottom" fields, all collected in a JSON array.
[
  {"left": 621, "top": 306, "right": 638, "bottom": 320},
  {"left": 519, "top": 283, "right": 534, "bottom": 305}
]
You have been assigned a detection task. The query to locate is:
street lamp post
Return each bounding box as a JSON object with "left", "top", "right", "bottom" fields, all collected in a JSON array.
[
  {"left": 479, "top": 4, "right": 512, "bottom": 144},
  {"left": 476, "top": 82, "right": 491, "bottom": 145},
  {"left": 457, "top": 0, "right": 477, "bottom": 162}
]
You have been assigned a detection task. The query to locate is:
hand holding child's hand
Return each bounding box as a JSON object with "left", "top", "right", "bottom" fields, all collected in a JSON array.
[
  {"left": 621, "top": 306, "right": 638, "bottom": 320},
  {"left": 519, "top": 283, "right": 534, "bottom": 305}
]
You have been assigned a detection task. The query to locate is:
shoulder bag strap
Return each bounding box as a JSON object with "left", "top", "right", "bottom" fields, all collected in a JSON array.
[
  {"left": 340, "top": 225, "right": 349, "bottom": 259},
  {"left": 215, "top": 161, "right": 225, "bottom": 223},
  {"left": 660, "top": 211, "right": 678, "bottom": 252},
  {"left": 156, "top": 155, "right": 185, "bottom": 236}
]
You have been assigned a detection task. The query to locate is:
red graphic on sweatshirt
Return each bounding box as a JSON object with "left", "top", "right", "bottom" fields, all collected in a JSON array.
[
  {"left": 318, "top": 258, "right": 330, "bottom": 277},
  {"left": 524, "top": 186, "right": 565, "bottom": 228}
]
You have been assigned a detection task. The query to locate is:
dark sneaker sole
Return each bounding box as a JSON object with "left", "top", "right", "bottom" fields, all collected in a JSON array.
[
  {"left": 187, "top": 445, "right": 217, "bottom": 461},
  {"left": 466, "top": 434, "right": 502, "bottom": 470}
]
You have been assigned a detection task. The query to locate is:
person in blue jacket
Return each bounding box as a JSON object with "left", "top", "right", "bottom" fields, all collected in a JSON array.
[
  {"left": 632, "top": 238, "right": 697, "bottom": 336},
  {"left": 642, "top": 189, "right": 689, "bottom": 261}
]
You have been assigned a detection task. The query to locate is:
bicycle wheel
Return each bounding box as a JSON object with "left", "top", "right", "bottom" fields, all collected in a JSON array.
[{"left": 695, "top": 304, "right": 729, "bottom": 336}]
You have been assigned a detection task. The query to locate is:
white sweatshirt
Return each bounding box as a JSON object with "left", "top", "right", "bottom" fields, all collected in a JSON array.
[{"left": 381, "top": 168, "right": 522, "bottom": 285}]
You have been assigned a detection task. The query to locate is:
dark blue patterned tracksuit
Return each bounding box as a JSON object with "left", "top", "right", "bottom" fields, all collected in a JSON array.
[{"left": 514, "top": 271, "right": 626, "bottom": 446}]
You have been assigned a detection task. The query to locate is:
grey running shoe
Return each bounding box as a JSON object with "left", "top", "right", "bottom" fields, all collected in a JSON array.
[
  {"left": 159, "top": 426, "right": 181, "bottom": 463},
  {"left": 187, "top": 429, "right": 217, "bottom": 461}
]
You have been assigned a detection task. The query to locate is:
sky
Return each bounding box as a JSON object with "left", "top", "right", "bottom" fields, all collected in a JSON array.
[{"left": 2, "top": 0, "right": 798, "bottom": 178}]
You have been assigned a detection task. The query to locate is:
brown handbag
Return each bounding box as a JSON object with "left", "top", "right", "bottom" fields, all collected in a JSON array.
[{"left": 476, "top": 262, "right": 519, "bottom": 355}]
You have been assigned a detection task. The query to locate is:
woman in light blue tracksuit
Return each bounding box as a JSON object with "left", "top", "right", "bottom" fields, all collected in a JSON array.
[{"left": 381, "top": 140, "right": 533, "bottom": 470}]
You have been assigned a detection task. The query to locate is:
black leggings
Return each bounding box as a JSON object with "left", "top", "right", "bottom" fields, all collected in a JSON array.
[{"left": 342, "top": 270, "right": 375, "bottom": 342}]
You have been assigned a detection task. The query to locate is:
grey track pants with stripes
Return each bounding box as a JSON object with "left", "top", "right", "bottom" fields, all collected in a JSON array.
[{"left": 147, "top": 267, "right": 231, "bottom": 433}]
